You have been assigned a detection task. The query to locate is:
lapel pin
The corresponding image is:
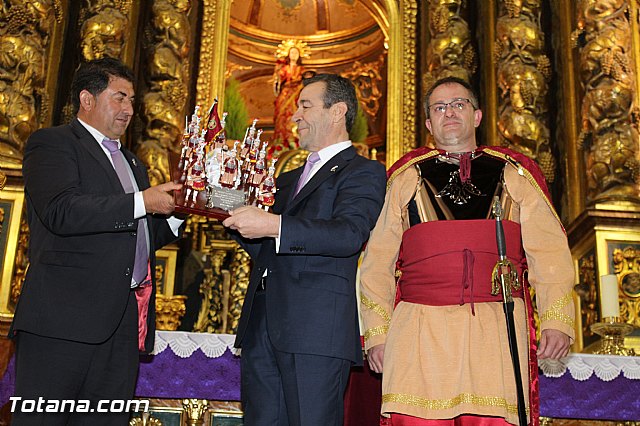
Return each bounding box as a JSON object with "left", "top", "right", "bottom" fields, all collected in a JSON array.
[
  {"left": 131, "top": 158, "right": 137, "bottom": 166},
  {"left": 330, "top": 165, "right": 338, "bottom": 172}
]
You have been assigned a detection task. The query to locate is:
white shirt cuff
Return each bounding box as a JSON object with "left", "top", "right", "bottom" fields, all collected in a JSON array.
[
  {"left": 274, "top": 215, "right": 282, "bottom": 253},
  {"left": 134, "top": 192, "right": 146, "bottom": 218}
]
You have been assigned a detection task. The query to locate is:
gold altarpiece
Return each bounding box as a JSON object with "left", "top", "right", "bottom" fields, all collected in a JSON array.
[{"left": 0, "top": 1, "right": 639, "bottom": 424}]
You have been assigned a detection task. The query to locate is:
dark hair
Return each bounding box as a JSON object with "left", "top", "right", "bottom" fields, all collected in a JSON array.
[
  {"left": 302, "top": 73, "right": 358, "bottom": 132},
  {"left": 424, "top": 76, "right": 479, "bottom": 118},
  {"left": 71, "top": 57, "right": 135, "bottom": 113}
]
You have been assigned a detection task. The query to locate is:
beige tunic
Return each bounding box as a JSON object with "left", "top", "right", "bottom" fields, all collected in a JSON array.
[{"left": 360, "top": 160, "right": 575, "bottom": 425}]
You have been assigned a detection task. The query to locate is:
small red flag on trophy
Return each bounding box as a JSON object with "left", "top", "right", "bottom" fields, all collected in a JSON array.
[{"left": 204, "top": 99, "right": 223, "bottom": 144}]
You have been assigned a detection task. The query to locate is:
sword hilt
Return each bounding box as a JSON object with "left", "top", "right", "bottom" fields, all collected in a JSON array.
[
  {"left": 492, "top": 197, "right": 507, "bottom": 260},
  {"left": 491, "top": 197, "right": 520, "bottom": 300},
  {"left": 491, "top": 259, "right": 520, "bottom": 301}
]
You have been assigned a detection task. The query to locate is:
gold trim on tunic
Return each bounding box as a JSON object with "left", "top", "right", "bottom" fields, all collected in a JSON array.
[{"left": 382, "top": 392, "right": 528, "bottom": 414}]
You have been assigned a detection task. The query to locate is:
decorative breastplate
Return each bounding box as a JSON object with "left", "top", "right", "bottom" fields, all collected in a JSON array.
[{"left": 409, "top": 153, "right": 509, "bottom": 225}]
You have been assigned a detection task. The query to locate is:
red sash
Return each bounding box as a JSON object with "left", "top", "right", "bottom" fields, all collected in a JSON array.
[{"left": 396, "top": 220, "right": 526, "bottom": 311}]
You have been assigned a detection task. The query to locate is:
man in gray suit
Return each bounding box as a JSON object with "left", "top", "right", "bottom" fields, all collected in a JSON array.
[
  {"left": 223, "top": 73, "right": 386, "bottom": 426},
  {"left": 10, "top": 57, "right": 183, "bottom": 425}
]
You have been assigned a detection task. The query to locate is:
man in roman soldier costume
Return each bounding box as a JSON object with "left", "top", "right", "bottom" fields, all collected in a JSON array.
[
  {"left": 360, "top": 77, "right": 575, "bottom": 426},
  {"left": 248, "top": 147, "right": 268, "bottom": 200},
  {"left": 256, "top": 161, "right": 276, "bottom": 210},
  {"left": 220, "top": 141, "right": 240, "bottom": 189},
  {"left": 184, "top": 130, "right": 207, "bottom": 203},
  {"left": 240, "top": 118, "right": 259, "bottom": 158},
  {"left": 179, "top": 106, "right": 202, "bottom": 178},
  {"left": 213, "top": 112, "right": 228, "bottom": 150}
]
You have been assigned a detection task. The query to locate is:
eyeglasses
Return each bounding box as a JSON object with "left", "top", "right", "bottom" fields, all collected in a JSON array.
[{"left": 428, "top": 98, "right": 476, "bottom": 115}]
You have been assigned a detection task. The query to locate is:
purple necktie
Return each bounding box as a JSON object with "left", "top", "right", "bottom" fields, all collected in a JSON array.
[
  {"left": 102, "top": 138, "right": 149, "bottom": 285},
  {"left": 294, "top": 151, "right": 320, "bottom": 196}
]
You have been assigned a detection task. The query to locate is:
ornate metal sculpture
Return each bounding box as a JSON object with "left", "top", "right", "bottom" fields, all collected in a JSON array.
[
  {"left": 0, "top": 0, "right": 61, "bottom": 169},
  {"left": 138, "top": 0, "right": 192, "bottom": 186},
  {"left": 496, "top": 0, "right": 555, "bottom": 183},
  {"left": 10, "top": 214, "right": 28, "bottom": 306},
  {"left": 574, "top": 252, "right": 598, "bottom": 341},
  {"left": 191, "top": 221, "right": 250, "bottom": 335},
  {"left": 227, "top": 247, "right": 250, "bottom": 333},
  {"left": 574, "top": 0, "right": 640, "bottom": 203},
  {"left": 613, "top": 246, "right": 640, "bottom": 327},
  {"left": 155, "top": 294, "right": 187, "bottom": 331},
  {"left": 425, "top": 0, "right": 476, "bottom": 91},
  {"left": 341, "top": 54, "right": 385, "bottom": 119},
  {"left": 79, "top": 0, "right": 130, "bottom": 61},
  {"left": 423, "top": 0, "right": 475, "bottom": 149}
]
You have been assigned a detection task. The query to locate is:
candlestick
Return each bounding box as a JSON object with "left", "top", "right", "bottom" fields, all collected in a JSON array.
[
  {"left": 590, "top": 319, "right": 636, "bottom": 356},
  {"left": 599, "top": 274, "right": 620, "bottom": 319}
]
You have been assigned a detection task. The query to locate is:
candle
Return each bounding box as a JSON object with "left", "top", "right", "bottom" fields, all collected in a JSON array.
[{"left": 599, "top": 274, "right": 620, "bottom": 319}]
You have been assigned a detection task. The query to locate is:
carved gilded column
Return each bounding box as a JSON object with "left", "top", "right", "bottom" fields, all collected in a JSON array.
[
  {"left": 574, "top": 0, "right": 640, "bottom": 204},
  {"left": 59, "top": 0, "right": 134, "bottom": 122},
  {"left": 226, "top": 248, "right": 250, "bottom": 334},
  {"left": 352, "top": 0, "right": 414, "bottom": 163},
  {"left": 401, "top": 1, "right": 417, "bottom": 154},
  {"left": 0, "top": 1, "right": 63, "bottom": 172},
  {"left": 495, "top": 0, "right": 555, "bottom": 183},
  {"left": 137, "top": 0, "right": 192, "bottom": 185},
  {"left": 197, "top": 0, "right": 232, "bottom": 111},
  {"left": 190, "top": 221, "right": 249, "bottom": 335},
  {"left": 568, "top": 1, "right": 640, "bottom": 354},
  {"left": 424, "top": 0, "right": 476, "bottom": 91},
  {"left": 423, "top": 0, "right": 476, "bottom": 148},
  {"left": 478, "top": 1, "right": 499, "bottom": 151},
  {"left": 382, "top": 0, "right": 407, "bottom": 164},
  {"left": 78, "top": 0, "right": 131, "bottom": 61},
  {"left": 193, "top": 249, "right": 228, "bottom": 333},
  {"left": 551, "top": 0, "right": 584, "bottom": 222},
  {"left": 0, "top": 1, "right": 63, "bottom": 331}
]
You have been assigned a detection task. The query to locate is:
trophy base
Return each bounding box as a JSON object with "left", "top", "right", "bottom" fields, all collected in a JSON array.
[
  {"left": 169, "top": 151, "right": 234, "bottom": 220},
  {"left": 173, "top": 187, "right": 231, "bottom": 220}
]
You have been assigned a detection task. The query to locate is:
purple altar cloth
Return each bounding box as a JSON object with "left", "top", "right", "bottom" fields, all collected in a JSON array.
[
  {"left": 0, "top": 348, "right": 241, "bottom": 405},
  {"left": 539, "top": 372, "right": 640, "bottom": 420},
  {"left": 0, "top": 356, "right": 15, "bottom": 406},
  {"left": 136, "top": 348, "right": 241, "bottom": 401},
  {"left": 3, "top": 350, "right": 640, "bottom": 421}
]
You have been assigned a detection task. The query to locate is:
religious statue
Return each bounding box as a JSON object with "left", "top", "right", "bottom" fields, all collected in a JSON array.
[{"left": 272, "top": 39, "right": 313, "bottom": 154}]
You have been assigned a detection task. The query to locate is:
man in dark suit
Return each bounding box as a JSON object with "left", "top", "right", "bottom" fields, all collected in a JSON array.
[
  {"left": 9, "top": 57, "right": 183, "bottom": 425},
  {"left": 223, "top": 74, "right": 386, "bottom": 426}
]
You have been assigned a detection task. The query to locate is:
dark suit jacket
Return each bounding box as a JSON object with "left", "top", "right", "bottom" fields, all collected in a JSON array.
[
  {"left": 234, "top": 145, "right": 386, "bottom": 364},
  {"left": 9, "top": 119, "right": 180, "bottom": 352}
]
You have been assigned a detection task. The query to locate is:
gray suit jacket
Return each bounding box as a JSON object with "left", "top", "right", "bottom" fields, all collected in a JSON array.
[
  {"left": 234, "top": 145, "right": 386, "bottom": 364},
  {"left": 10, "top": 119, "right": 179, "bottom": 352}
]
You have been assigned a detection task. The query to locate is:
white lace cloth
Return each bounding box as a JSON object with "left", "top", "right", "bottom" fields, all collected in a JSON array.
[
  {"left": 152, "top": 332, "right": 640, "bottom": 382},
  {"left": 152, "top": 331, "right": 240, "bottom": 358},
  {"left": 538, "top": 353, "right": 640, "bottom": 381}
]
